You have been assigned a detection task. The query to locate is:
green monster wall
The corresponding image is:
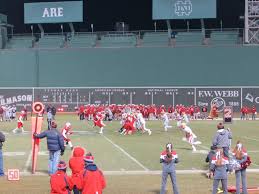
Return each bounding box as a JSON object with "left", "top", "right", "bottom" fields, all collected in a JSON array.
[{"left": 0, "top": 46, "right": 258, "bottom": 87}]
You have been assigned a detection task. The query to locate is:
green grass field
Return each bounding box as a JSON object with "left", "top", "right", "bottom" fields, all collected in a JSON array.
[{"left": 0, "top": 114, "right": 259, "bottom": 194}]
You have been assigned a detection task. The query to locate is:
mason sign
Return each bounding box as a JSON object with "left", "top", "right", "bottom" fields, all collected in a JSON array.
[{"left": 24, "top": 1, "right": 83, "bottom": 24}]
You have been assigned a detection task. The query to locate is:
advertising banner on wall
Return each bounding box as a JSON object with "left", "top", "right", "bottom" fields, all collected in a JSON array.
[
  {"left": 24, "top": 1, "right": 83, "bottom": 24},
  {"left": 242, "top": 88, "right": 259, "bottom": 108},
  {"left": 196, "top": 88, "right": 241, "bottom": 112},
  {"left": 0, "top": 89, "right": 33, "bottom": 110},
  {"left": 152, "top": 0, "right": 216, "bottom": 20},
  {"left": 2, "top": 87, "right": 259, "bottom": 112}
]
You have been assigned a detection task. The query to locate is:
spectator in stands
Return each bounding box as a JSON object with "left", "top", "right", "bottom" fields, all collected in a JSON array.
[
  {"left": 212, "top": 123, "right": 232, "bottom": 157},
  {"left": 79, "top": 152, "right": 106, "bottom": 194},
  {"left": 0, "top": 130, "right": 5, "bottom": 176},
  {"left": 34, "top": 121, "right": 65, "bottom": 175},
  {"left": 69, "top": 147, "right": 85, "bottom": 194},
  {"left": 50, "top": 160, "right": 73, "bottom": 194},
  {"left": 0, "top": 106, "right": 3, "bottom": 122},
  {"left": 160, "top": 143, "right": 179, "bottom": 194}
]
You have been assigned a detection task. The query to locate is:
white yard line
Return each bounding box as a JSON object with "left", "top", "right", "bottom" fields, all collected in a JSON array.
[
  {"left": 102, "top": 135, "right": 149, "bottom": 171},
  {"left": 243, "top": 136, "right": 259, "bottom": 142},
  {"left": 18, "top": 169, "right": 259, "bottom": 176},
  {"left": 248, "top": 150, "right": 259, "bottom": 153},
  {"left": 23, "top": 151, "right": 32, "bottom": 173}
]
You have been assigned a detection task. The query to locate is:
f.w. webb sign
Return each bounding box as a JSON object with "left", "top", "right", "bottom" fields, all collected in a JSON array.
[{"left": 24, "top": 1, "right": 83, "bottom": 24}]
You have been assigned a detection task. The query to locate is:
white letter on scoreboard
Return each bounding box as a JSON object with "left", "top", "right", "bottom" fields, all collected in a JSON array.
[
  {"left": 42, "top": 8, "right": 50, "bottom": 18},
  {"left": 58, "top": 7, "right": 63, "bottom": 17},
  {"left": 50, "top": 8, "right": 57, "bottom": 17}
]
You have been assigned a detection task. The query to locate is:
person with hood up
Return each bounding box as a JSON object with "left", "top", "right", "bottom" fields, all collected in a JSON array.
[
  {"left": 50, "top": 160, "right": 73, "bottom": 194},
  {"left": 79, "top": 152, "right": 106, "bottom": 194},
  {"left": 69, "top": 146, "right": 85, "bottom": 194},
  {"left": 212, "top": 123, "right": 232, "bottom": 157}
]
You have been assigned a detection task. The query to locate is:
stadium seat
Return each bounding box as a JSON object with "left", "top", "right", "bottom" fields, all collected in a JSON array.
[
  {"left": 210, "top": 31, "right": 239, "bottom": 45},
  {"left": 142, "top": 32, "right": 170, "bottom": 47},
  {"left": 99, "top": 33, "right": 137, "bottom": 47},
  {"left": 68, "top": 34, "right": 97, "bottom": 48},
  {"left": 6, "top": 36, "right": 34, "bottom": 49},
  {"left": 174, "top": 31, "right": 204, "bottom": 46},
  {"left": 37, "top": 35, "right": 65, "bottom": 48}
]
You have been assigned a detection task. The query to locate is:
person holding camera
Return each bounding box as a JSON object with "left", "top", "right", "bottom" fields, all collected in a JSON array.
[
  {"left": 34, "top": 121, "right": 65, "bottom": 175},
  {"left": 160, "top": 143, "right": 179, "bottom": 194},
  {"left": 0, "top": 131, "right": 5, "bottom": 176}
]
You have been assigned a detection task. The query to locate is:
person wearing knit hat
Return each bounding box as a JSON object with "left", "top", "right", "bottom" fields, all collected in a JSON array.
[
  {"left": 78, "top": 153, "right": 106, "bottom": 194},
  {"left": 212, "top": 123, "right": 232, "bottom": 157},
  {"left": 50, "top": 161, "right": 73, "bottom": 194}
]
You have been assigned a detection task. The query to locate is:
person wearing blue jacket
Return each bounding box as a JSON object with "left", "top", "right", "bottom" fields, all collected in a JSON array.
[
  {"left": 210, "top": 148, "right": 232, "bottom": 194},
  {"left": 212, "top": 123, "right": 232, "bottom": 157},
  {"left": 34, "top": 121, "right": 65, "bottom": 175}
]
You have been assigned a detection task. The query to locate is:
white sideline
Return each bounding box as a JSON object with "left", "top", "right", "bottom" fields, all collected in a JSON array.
[
  {"left": 243, "top": 136, "right": 259, "bottom": 142},
  {"left": 23, "top": 151, "right": 32, "bottom": 173},
  {"left": 102, "top": 135, "right": 149, "bottom": 171},
  {"left": 17, "top": 169, "right": 259, "bottom": 176}
]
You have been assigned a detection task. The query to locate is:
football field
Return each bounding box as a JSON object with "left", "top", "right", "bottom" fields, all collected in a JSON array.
[{"left": 0, "top": 114, "right": 259, "bottom": 194}]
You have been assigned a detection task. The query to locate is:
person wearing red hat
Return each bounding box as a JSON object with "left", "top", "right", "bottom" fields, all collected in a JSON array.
[
  {"left": 50, "top": 160, "right": 73, "bottom": 194},
  {"left": 79, "top": 153, "right": 106, "bottom": 194},
  {"left": 69, "top": 147, "right": 85, "bottom": 194}
]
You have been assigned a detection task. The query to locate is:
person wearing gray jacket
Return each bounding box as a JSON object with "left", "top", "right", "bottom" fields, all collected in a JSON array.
[
  {"left": 160, "top": 143, "right": 179, "bottom": 194},
  {"left": 212, "top": 123, "right": 232, "bottom": 157},
  {"left": 210, "top": 148, "right": 232, "bottom": 194}
]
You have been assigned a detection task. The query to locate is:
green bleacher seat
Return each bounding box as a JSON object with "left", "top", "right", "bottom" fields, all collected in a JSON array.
[
  {"left": 211, "top": 31, "right": 239, "bottom": 45},
  {"left": 6, "top": 36, "right": 34, "bottom": 49},
  {"left": 99, "top": 34, "right": 136, "bottom": 47},
  {"left": 68, "top": 34, "right": 97, "bottom": 48},
  {"left": 142, "top": 32, "right": 170, "bottom": 46},
  {"left": 174, "top": 32, "right": 204, "bottom": 46},
  {"left": 37, "top": 35, "right": 65, "bottom": 48}
]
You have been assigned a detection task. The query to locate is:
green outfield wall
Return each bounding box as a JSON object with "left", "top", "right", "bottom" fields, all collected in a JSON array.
[{"left": 0, "top": 46, "right": 258, "bottom": 87}]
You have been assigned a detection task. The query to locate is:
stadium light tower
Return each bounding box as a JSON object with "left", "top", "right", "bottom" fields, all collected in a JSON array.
[{"left": 245, "top": 0, "right": 259, "bottom": 44}]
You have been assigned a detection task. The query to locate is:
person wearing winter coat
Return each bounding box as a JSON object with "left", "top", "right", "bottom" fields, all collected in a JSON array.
[
  {"left": 50, "top": 160, "right": 73, "bottom": 194},
  {"left": 212, "top": 123, "right": 232, "bottom": 157},
  {"left": 79, "top": 153, "right": 106, "bottom": 194},
  {"left": 160, "top": 143, "right": 179, "bottom": 194},
  {"left": 210, "top": 148, "right": 232, "bottom": 194},
  {"left": 232, "top": 141, "right": 249, "bottom": 194},
  {"left": 34, "top": 121, "right": 65, "bottom": 175},
  {"left": 69, "top": 147, "right": 85, "bottom": 194}
]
